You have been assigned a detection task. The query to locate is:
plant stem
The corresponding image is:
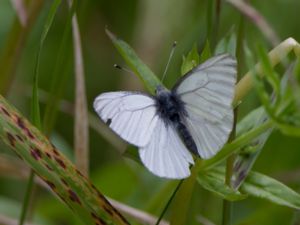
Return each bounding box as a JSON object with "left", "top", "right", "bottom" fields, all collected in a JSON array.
[
  {"left": 221, "top": 154, "right": 235, "bottom": 225},
  {"left": 155, "top": 180, "right": 183, "bottom": 225},
  {"left": 18, "top": 170, "right": 35, "bottom": 225}
]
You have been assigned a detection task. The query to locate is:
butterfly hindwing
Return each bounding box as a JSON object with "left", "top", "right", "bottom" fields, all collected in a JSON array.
[
  {"left": 93, "top": 92, "right": 159, "bottom": 147},
  {"left": 139, "top": 120, "right": 194, "bottom": 179},
  {"left": 174, "top": 54, "right": 237, "bottom": 158}
]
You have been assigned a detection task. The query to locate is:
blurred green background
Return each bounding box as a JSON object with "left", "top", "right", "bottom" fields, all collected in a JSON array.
[{"left": 0, "top": 0, "right": 300, "bottom": 225}]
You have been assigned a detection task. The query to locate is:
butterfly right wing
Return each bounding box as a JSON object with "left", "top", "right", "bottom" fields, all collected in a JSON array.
[
  {"left": 139, "top": 121, "right": 194, "bottom": 179},
  {"left": 93, "top": 92, "right": 159, "bottom": 147},
  {"left": 174, "top": 54, "right": 236, "bottom": 159}
]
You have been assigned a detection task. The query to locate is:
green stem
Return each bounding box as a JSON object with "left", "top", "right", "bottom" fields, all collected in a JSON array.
[
  {"left": 214, "top": 0, "right": 222, "bottom": 43},
  {"left": 18, "top": 170, "right": 35, "bottom": 225},
  {"left": 155, "top": 180, "right": 183, "bottom": 225},
  {"left": 221, "top": 154, "right": 235, "bottom": 225}
]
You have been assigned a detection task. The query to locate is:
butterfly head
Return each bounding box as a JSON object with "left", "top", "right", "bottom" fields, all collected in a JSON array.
[{"left": 155, "top": 85, "right": 169, "bottom": 96}]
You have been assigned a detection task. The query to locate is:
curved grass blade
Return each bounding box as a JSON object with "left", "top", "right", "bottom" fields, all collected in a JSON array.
[
  {"left": 19, "top": 1, "right": 63, "bottom": 224},
  {"left": 0, "top": 95, "right": 129, "bottom": 225},
  {"left": 43, "top": 0, "right": 77, "bottom": 135}
]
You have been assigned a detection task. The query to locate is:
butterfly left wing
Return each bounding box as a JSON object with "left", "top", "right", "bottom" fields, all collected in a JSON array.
[
  {"left": 93, "top": 92, "right": 159, "bottom": 147},
  {"left": 139, "top": 121, "right": 194, "bottom": 179},
  {"left": 173, "top": 54, "right": 237, "bottom": 158}
]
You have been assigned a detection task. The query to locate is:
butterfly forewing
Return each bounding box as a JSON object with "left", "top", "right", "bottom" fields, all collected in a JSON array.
[
  {"left": 139, "top": 120, "right": 194, "bottom": 179},
  {"left": 93, "top": 92, "right": 158, "bottom": 147},
  {"left": 174, "top": 54, "right": 237, "bottom": 158}
]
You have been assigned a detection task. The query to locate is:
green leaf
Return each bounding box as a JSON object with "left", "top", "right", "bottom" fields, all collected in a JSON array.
[
  {"left": 214, "top": 30, "right": 236, "bottom": 56},
  {"left": 106, "top": 29, "right": 162, "bottom": 95},
  {"left": 256, "top": 44, "right": 281, "bottom": 96},
  {"left": 199, "top": 40, "right": 211, "bottom": 63},
  {"left": 197, "top": 167, "right": 247, "bottom": 201},
  {"left": 0, "top": 95, "right": 129, "bottom": 225},
  {"left": 199, "top": 120, "right": 273, "bottom": 170},
  {"left": 241, "top": 171, "right": 300, "bottom": 209},
  {"left": 232, "top": 107, "right": 273, "bottom": 189},
  {"left": 180, "top": 43, "right": 200, "bottom": 75},
  {"left": 43, "top": 0, "right": 77, "bottom": 135},
  {"left": 33, "top": 0, "right": 62, "bottom": 131},
  {"left": 21, "top": 2, "right": 63, "bottom": 224}
]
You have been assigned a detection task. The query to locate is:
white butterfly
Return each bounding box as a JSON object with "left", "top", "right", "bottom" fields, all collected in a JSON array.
[{"left": 94, "top": 54, "right": 236, "bottom": 179}]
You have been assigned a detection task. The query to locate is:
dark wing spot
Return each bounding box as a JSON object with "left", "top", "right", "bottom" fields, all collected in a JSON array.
[{"left": 106, "top": 118, "right": 112, "bottom": 126}]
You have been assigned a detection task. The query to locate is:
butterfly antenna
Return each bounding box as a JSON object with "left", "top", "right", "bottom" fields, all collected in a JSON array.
[
  {"left": 161, "top": 41, "right": 177, "bottom": 82},
  {"left": 114, "top": 64, "right": 136, "bottom": 76}
]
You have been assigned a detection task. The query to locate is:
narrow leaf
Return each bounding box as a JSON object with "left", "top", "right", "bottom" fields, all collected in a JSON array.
[
  {"left": 199, "top": 40, "right": 211, "bottom": 63},
  {"left": 11, "top": 0, "right": 27, "bottom": 26},
  {"left": 256, "top": 44, "right": 281, "bottom": 95},
  {"left": 241, "top": 171, "right": 300, "bottom": 209},
  {"left": 106, "top": 29, "right": 162, "bottom": 95},
  {"left": 232, "top": 107, "right": 273, "bottom": 189},
  {"left": 71, "top": 9, "right": 89, "bottom": 176},
  {"left": 43, "top": 0, "right": 77, "bottom": 135},
  {"left": 181, "top": 43, "right": 200, "bottom": 75}
]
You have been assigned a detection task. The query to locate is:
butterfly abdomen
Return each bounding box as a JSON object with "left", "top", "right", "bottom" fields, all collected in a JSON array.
[{"left": 176, "top": 122, "right": 199, "bottom": 156}]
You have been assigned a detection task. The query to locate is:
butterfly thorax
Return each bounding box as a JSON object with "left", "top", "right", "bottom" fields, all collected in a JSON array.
[{"left": 155, "top": 88, "right": 185, "bottom": 123}]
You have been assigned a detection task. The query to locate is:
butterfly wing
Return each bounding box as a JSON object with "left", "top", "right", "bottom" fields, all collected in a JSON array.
[
  {"left": 173, "top": 54, "right": 237, "bottom": 158},
  {"left": 139, "top": 121, "right": 194, "bottom": 179},
  {"left": 93, "top": 92, "right": 159, "bottom": 147}
]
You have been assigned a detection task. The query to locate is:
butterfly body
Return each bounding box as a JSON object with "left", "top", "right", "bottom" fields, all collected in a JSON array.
[
  {"left": 94, "top": 54, "right": 236, "bottom": 179},
  {"left": 155, "top": 86, "right": 199, "bottom": 155}
]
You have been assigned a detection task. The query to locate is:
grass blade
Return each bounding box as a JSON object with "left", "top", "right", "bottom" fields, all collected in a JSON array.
[
  {"left": 43, "top": 0, "right": 76, "bottom": 135},
  {"left": 71, "top": 11, "right": 89, "bottom": 176},
  {"left": 18, "top": 1, "right": 63, "bottom": 224},
  {"left": 0, "top": 95, "right": 129, "bottom": 225}
]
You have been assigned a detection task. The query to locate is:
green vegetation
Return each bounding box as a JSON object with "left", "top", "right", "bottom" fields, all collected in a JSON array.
[{"left": 0, "top": 1, "right": 300, "bottom": 225}]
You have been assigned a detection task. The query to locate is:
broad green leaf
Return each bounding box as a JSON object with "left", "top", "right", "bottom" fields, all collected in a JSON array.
[
  {"left": 106, "top": 29, "right": 162, "bottom": 95},
  {"left": 241, "top": 171, "right": 300, "bottom": 209},
  {"left": 197, "top": 167, "right": 247, "bottom": 201},
  {"left": 0, "top": 95, "right": 129, "bottom": 225},
  {"left": 180, "top": 43, "right": 200, "bottom": 75}
]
